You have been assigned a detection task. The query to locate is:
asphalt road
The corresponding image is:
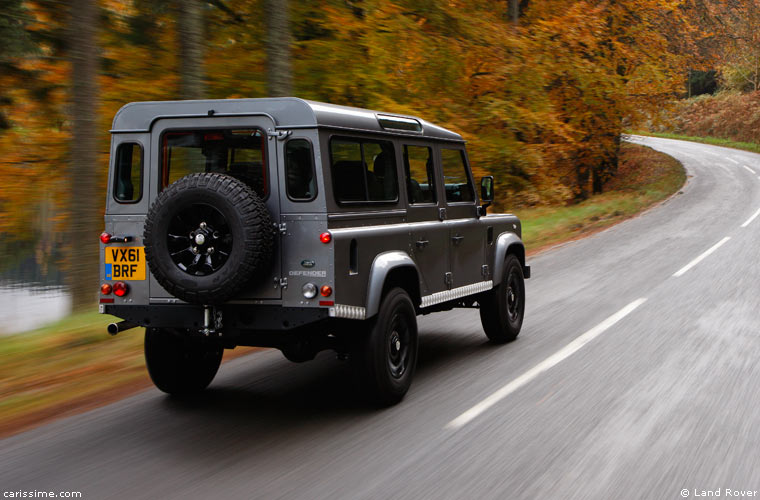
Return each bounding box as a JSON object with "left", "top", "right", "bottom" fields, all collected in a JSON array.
[{"left": 2, "top": 136, "right": 760, "bottom": 500}]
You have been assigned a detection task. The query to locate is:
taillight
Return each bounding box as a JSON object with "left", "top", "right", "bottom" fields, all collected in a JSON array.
[
  {"left": 319, "top": 232, "right": 332, "bottom": 244},
  {"left": 100, "top": 232, "right": 112, "bottom": 244},
  {"left": 101, "top": 283, "right": 113, "bottom": 295},
  {"left": 320, "top": 285, "right": 332, "bottom": 297},
  {"left": 113, "top": 282, "right": 129, "bottom": 297}
]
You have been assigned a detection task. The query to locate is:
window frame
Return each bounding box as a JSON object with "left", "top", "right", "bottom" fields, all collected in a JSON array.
[
  {"left": 112, "top": 141, "right": 145, "bottom": 205},
  {"left": 328, "top": 135, "right": 400, "bottom": 206},
  {"left": 439, "top": 146, "right": 476, "bottom": 206},
  {"left": 284, "top": 137, "right": 318, "bottom": 202},
  {"left": 402, "top": 143, "right": 437, "bottom": 206},
  {"left": 158, "top": 126, "right": 270, "bottom": 201}
]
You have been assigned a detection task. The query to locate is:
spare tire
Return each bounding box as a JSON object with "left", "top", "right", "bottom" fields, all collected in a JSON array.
[{"left": 144, "top": 173, "right": 273, "bottom": 304}]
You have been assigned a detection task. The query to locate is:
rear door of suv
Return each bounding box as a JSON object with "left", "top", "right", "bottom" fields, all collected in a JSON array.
[{"left": 149, "top": 116, "right": 282, "bottom": 301}]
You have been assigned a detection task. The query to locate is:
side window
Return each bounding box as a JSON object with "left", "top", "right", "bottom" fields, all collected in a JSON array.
[
  {"left": 441, "top": 148, "right": 474, "bottom": 203},
  {"left": 285, "top": 139, "right": 316, "bottom": 201},
  {"left": 403, "top": 145, "right": 436, "bottom": 204},
  {"left": 113, "top": 142, "right": 143, "bottom": 203},
  {"left": 330, "top": 138, "right": 398, "bottom": 203}
]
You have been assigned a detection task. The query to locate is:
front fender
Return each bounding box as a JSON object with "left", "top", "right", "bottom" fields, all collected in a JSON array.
[
  {"left": 493, "top": 232, "right": 529, "bottom": 284},
  {"left": 365, "top": 251, "right": 418, "bottom": 318}
]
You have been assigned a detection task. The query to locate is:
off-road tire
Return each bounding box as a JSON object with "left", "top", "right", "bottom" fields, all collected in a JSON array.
[
  {"left": 351, "top": 288, "right": 418, "bottom": 406},
  {"left": 144, "top": 328, "right": 223, "bottom": 395},
  {"left": 480, "top": 254, "right": 525, "bottom": 344},
  {"left": 143, "top": 173, "right": 273, "bottom": 304}
]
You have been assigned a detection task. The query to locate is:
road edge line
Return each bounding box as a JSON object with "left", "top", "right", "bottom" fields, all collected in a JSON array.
[{"left": 445, "top": 298, "right": 648, "bottom": 430}]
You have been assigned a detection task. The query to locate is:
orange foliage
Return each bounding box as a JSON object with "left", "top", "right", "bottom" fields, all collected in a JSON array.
[{"left": 0, "top": 0, "right": 716, "bottom": 248}]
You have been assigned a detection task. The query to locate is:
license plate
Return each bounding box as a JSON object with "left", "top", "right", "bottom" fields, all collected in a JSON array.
[{"left": 105, "top": 247, "right": 146, "bottom": 280}]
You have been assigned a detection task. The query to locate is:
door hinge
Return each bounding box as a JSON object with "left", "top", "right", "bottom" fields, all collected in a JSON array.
[
  {"left": 279, "top": 277, "right": 288, "bottom": 289},
  {"left": 481, "top": 264, "right": 489, "bottom": 278},
  {"left": 439, "top": 208, "right": 447, "bottom": 221},
  {"left": 268, "top": 129, "right": 292, "bottom": 141},
  {"left": 278, "top": 223, "right": 287, "bottom": 235},
  {"left": 444, "top": 272, "right": 453, "bottom": 289}
]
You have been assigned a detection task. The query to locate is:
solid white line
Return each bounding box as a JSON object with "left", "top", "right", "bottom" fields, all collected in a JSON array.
[
  {"left": 726, "top": 157, "right": 740, "bottom": 164},
  {"left": 672, "top": 237, "right": 731, "bottom": 277},
  {"left": 743, "top": 165, "right": 756, "bottom": 174},
  {"left": 445, "top": 298, "right": 648, "bottom": 430},
  {"left": 741, "top": 208, "right": 760, "bottom": 228}
]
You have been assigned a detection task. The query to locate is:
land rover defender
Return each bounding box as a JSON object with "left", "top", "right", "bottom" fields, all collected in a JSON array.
[{"left": 100, "top": 98, "right": 530, "bottom": 405}]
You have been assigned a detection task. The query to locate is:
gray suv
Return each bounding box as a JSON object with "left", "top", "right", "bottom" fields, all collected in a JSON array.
[{"left": 100, "top": 98, "right": 530, "bottom": 405}]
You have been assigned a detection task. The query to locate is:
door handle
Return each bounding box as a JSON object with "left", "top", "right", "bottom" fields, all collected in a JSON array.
[
  {"left": 451, "top": 235, "right": 464, "bottom": 244},
  {"left": 415, "top": 239, "right": 430, "bottom": 248}
]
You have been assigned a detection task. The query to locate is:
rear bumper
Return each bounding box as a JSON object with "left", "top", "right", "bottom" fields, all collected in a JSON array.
[{"left": 103, "top": 304, "right": 329, "bottom": 331}]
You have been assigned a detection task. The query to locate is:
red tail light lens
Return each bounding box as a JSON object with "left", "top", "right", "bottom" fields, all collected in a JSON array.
[
  {"left": 319, "top": 232, "right": 332, "bottom": 244},
  {"left": 113, "top": 282, "right": 129, "bottom": 297},
  {"left": 101, "top": 283, "right": 113, "bottom": 295},
  {"left": 320, "top": 285, "right": 332, "bottom": 297},
  {"left": 100, "top": 232, "right": 112, "bottom": 244}
]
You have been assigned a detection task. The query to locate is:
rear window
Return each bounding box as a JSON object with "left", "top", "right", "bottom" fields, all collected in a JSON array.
[
  {"left": 161, "top": 129, "right": 267, "bottom": 198},
  {"left": 113, "top": 142, "right": 143, "bottom": 203},
  {"left": 330, "top": 137, "right": 398, "bottom": 203}
]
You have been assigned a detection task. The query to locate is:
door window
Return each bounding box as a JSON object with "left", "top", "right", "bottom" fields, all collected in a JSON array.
[
  {"left": 441, "top": 148, "right": 474, "bottom": 203},
  {"left": 403, "top": 145, "right": 436, "bottom": 204}
]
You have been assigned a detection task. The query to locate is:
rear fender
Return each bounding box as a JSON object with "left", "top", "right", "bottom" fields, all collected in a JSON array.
[{"left": 365, "top": 251, "right": 419, "bottom": 318}]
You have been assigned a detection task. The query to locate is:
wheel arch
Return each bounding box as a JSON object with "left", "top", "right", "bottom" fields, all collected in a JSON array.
[
  {"left": 365, "top": 251, "right": 421, "bottom": 318},
  {"left": 493, "top": 232, "right": 529, "bottom": 285}
]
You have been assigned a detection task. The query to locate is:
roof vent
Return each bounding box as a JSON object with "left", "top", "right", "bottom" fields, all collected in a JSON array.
[{"left": 377, "top": 114, "right": 422, "bottom": 132}]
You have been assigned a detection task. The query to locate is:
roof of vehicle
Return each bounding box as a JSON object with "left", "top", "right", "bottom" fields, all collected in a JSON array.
[{"left": 111, "top": 97, "right": 464, "bottom": 142}]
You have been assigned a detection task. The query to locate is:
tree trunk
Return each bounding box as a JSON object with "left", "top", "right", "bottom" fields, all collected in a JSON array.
[
  {"left": 265, "top": 0, "right": 292, "bottom": 96},
  {"left": 508, "top": 0, "right": 520, "bottom": 25},
  {"left": 178, "top": 0, "right": 205, "bottom": 99},
  {"left": 68, "top": 0, "right": 100, "bottom": 311}
]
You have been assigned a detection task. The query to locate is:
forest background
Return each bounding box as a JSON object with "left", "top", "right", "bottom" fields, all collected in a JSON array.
[{"left": 1, "top": 0, "right": 758, "bottom": 311}]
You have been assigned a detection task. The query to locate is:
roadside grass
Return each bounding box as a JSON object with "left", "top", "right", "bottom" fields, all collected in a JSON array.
[
  {"left": 0, "top": 142, "right": 685, "bottom": 438},
  {"left": 627, "top": 130, "right": 760, "bottom": 155},
  {"left": 0, "top": 313, "right": 252, "bottom": 438},
  {"left": 519, "top": 142, "right": 686, "bottom": 253}
]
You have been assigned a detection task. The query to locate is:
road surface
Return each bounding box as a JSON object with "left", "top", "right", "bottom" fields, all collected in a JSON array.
[{"left": 2, "top": 136, "right": 760, "bottom": 500}]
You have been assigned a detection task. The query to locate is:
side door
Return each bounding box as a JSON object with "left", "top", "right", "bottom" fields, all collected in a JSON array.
[
  {"left": 148, "top": 116, "right": 282, "bottom": 300},
  {"left": 439, "top": 146, "right": 484, "bottom": 288},
  {"left": 402, "top": 143, "right": 449, "bottom": 297}
]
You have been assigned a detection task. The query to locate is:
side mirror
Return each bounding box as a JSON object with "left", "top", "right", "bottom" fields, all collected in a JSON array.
[{"left": 480, "top": 176, "right": 494, "bottom": 204}]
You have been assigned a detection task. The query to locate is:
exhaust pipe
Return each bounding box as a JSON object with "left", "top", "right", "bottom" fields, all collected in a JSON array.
[{"left": 107, "top": 320, "right": 137, "bottom": 336}]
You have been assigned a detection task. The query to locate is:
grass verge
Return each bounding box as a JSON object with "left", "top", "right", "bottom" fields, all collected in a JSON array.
[
  {"left": 627, "top": 130, "right": 760, "bottom": 155},
  {"left": 0, "top": 313, "right": 253, "bottom": 438},
  {"left": 0, "top": 142, "right": 685, "bottom": 438},
  {"left": 519, "top": 142, "right": 686, "bottom": 253}
]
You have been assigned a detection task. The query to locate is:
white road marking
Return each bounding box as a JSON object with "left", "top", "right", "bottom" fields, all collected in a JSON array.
[
  {"left": 445, "top": 298, "right": 648, "bottom": 430},
  {"left": 672, "top": 237, "right": 731, "bottom": 277},
  {"left": 743, "top": 165, "right": 756, "bottom": 174},
  {"left": 741, "top": 208, "right": 760, "bottom": 228},
  {"left": 726, "top": 157, "right": 740, "bottom": 164}
]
